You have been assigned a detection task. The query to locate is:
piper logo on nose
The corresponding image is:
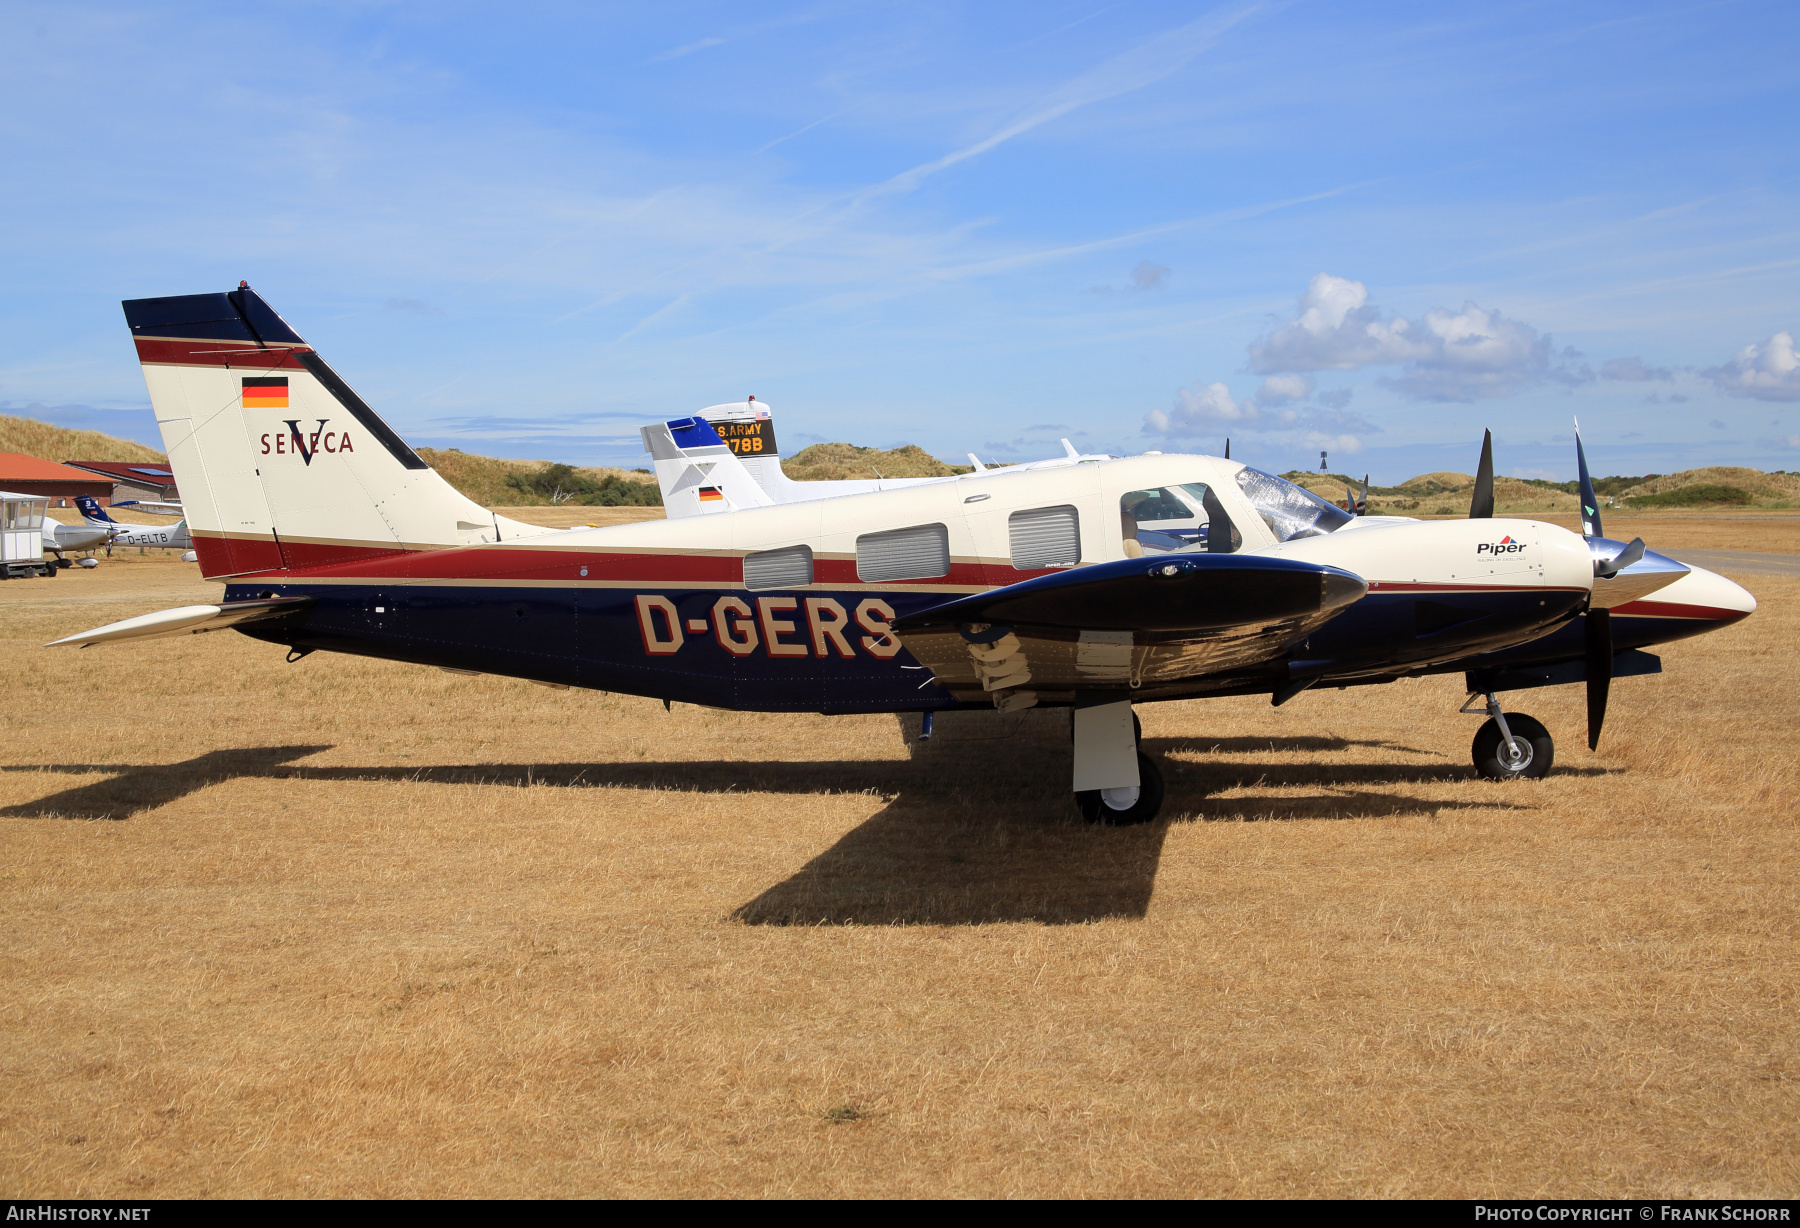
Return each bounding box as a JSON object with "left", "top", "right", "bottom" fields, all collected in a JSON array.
[{"left": 1477, "top": 535, "right": 1526, "bottom": 556}]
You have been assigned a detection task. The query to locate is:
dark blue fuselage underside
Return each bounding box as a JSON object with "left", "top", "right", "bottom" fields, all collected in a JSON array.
[{"left": 227, "top": 581, "right": 1708, "bottom": 713}]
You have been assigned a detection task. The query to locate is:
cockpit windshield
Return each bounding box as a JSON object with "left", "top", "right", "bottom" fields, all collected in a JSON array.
[{"left": 1234, "top": 467, "right": 1354, "bottom": 542}]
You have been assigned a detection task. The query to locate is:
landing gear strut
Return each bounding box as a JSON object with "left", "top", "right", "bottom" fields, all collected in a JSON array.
[
  {"left": 1072, "top": 701, "right": 1164, "bottom": 824},
  {"left": 1463, "top": 692, "right": 1554, "bottom": 780}
]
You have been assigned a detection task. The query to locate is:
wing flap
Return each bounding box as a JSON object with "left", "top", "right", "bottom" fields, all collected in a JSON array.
[{"left": 47, "top": 597, "right": 313, "bottom": 648}]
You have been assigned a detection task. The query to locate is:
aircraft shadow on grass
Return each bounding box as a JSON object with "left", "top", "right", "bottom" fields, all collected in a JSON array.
[{"left": 0, "top": 725, "right": 1591, "bottom": 926}]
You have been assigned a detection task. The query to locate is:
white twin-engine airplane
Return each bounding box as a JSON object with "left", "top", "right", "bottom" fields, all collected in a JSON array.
[{"left": 50, "top": 284, "right": 1755, "bottom": 825}]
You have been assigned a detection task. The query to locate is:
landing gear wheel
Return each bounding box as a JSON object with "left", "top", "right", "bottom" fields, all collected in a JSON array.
[
  {"left": 55, "top": 557, "right": 72, "bottom": 569},
  {"left": 1076, "top": 751, "right": 1165, "bottom": 825},
  {"left": 41, "top": 562, "right": 56, "bottom": 578},
  {"left": 1472, "top": 713, "right": 1553, "bottom": 780}
]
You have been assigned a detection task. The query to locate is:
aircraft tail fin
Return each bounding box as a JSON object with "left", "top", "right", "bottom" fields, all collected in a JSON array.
[
  {"left": 122, "top": 284, "right": 547, "bottom": 579},
  {"left": 644, "top": 399, "right": 947, "bottom": 516},
  {"left": 74, "top": 495, "right": 116, "bottom": 525},
  {"left": 641, "top": 417, "right": 776, "bottom": 518}
]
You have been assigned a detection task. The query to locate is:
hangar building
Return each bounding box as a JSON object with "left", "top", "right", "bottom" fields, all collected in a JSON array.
[{"left": 0, "top": 454, "right": 114, "bottom": 508}]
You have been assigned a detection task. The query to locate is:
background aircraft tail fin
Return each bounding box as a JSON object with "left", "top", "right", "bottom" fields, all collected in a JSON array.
[
  {"left": 75, "top": 495, "right": 116, "bottom": 524},
  {"left": 641, "top": 416, "right": 776, "bottom": 518}
]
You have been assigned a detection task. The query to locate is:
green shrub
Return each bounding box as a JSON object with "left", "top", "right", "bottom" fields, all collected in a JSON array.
[
  {"left": 1627, "top": 484, "right": 1752, "bottom": 507},
  {"left": 505, "top": 463, "right": 663, "bottom": 506}
]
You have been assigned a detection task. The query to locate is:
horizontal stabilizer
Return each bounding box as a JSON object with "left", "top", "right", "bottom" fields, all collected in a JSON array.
[{"left": 47, "top": 597, "right": 312, "bottom": 648}]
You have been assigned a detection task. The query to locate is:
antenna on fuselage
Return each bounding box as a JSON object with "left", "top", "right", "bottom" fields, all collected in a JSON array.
[{"left": 967, "top": 453, "right": 988, "bottom": 473}]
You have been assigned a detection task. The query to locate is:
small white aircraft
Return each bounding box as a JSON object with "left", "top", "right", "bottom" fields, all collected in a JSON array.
[
  {"left": 50, "top": 284, "right": 1757, "bottom": 825},
  {"left": 41, "top": 515, "right": 109, "bottom": 562},
  {"left": 75, "top": 496, "right": 191, "bottom": 550}
]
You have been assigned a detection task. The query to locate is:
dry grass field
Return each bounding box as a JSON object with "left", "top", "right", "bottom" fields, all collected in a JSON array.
[{"left": 0, "top": 525, "right": 1795, "bottom": 1198}]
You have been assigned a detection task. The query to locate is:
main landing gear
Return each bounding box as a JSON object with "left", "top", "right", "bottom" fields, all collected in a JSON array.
[
  {"left": 1072, "top": 702, "right": 1164, "bottom": 825},
  {"left": 1463, "top": 692, "right": 1555, "bottom": 780}
]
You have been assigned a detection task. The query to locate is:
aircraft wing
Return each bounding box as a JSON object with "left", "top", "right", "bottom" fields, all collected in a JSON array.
[
  {"left": 112, "top": 500, "right": 184, "bottom": 516},
  {"left": 46, "top": 597, "right": 313, "bottom": 648},
  {"left": 891, "top": 554, "right": 1366, "bottom": 703}
]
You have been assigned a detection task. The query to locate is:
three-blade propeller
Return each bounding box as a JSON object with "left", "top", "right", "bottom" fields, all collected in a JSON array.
[
  {"left": 1466, "top": 423, "right": 1658, "bottom": 751},
  {"left": 1574, "top": 422, "right": 1614, "bottom": 749}
]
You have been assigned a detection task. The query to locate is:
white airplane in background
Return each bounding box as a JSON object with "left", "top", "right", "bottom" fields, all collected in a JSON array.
[
  {"left": 51, "top": 284, "right": 1757, "bottom": 826},
  {"left": 41, "top": 514, "right": 109, "bottom": 562},
  {"left": 76, "top": 496, "right": 191, "bottom": 550},
  {"left": 643, "top": 398, "right": 1111, "bottom": 519}
]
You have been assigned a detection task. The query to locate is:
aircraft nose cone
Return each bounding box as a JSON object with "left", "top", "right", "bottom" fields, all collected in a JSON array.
[{"left": 1667, "top": 564, "right": 1758, "bottom": 619}]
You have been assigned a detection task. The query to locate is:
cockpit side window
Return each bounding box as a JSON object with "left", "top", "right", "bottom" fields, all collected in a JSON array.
[
  {"left": 1119, "top": 484, "right": 1240, "bottom": 556},
  {"left": 1233, "top": 467, "right": 1353, "bottom": 542}
]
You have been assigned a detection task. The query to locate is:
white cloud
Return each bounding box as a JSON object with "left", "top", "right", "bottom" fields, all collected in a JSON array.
[
  {"left": 1249, "top": 272, "right": 1591, "bottom": 403},
  {"left": 1301, "top": 431, "right": 1364, "bottom": 457},
  {"left": 1145, "top": 380, "right": 1260, "bottom": 434},
  {"left": 1254, "top": 373, "right": 1313, "bottom": 405},
  {"left": 1705, "top": 331, "right": 1800, "bottom": 402},
  {"left": 1249, "top": 273, "right": 1419, "bottom": 372},
  {"left": 1143, "top": 382, "right": 1376, "bottom": 460}
]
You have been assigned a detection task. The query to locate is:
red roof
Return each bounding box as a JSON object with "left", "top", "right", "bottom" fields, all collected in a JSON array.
[
  {"left": 0, "top": 453, "right": 106, "bottom": 482},
  {"left": 62, "top": 460, "right": 177, "bottom": 483}
]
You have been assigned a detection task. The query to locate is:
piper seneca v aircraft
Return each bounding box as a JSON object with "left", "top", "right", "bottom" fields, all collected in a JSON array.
[{"left": 51, "top": 284, "right": 1756, "bottom": 825}]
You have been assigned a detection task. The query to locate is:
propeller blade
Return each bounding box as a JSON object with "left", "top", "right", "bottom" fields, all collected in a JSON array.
[
  {"left": 1586, "top": 607, "right": 1612, "bottom": 750},
  {"left": 1360, "top": 474, "right": 1370, "bottom": 516},
  {"left": 1470, "top": 429, "right": 1495, "bottom": 519},
  {"left": 1574, "top": 417, "right": 1602, "bottom": 538},
  {"left": 1595, "top": 536, "right": 1646, "bottom": 579},
  {"left": 1224, "top": 437, "right": 1230, "bottom": 460}
]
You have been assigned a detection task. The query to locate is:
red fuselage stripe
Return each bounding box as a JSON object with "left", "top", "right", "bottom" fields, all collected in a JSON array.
[{"left": 1608, "top": 599, "right": 1748, "bottom": 621}]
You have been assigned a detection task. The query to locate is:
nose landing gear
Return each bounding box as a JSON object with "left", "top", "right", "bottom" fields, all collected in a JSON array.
[{"left": 1463, "top": 692, "right": 1555, "bottom": 779}]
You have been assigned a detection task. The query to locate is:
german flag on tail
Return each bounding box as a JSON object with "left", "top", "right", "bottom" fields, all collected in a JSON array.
[{"left": 242, "top": 376, "right": 289, "bottom": 408}]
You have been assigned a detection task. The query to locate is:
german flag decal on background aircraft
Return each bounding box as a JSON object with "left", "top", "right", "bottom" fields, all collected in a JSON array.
[{"left": 47, "top": 283, "right": 1757, "bottom": 825}]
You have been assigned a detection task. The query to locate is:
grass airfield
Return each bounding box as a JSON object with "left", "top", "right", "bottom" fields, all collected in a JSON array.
[{"left": 1, "top": 515, "right": 1795, "bottom": 1198}]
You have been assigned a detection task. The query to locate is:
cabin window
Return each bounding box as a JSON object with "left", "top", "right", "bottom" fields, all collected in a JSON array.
[
  {"left": 1009, "top": 505, "right": 1081, "bottom": 570},
  {"left": 856, "top": 523, "right": 951, "bottom": 582},
  {"left": 743, "top": 544, "right": 814, "bottom": 591},
  {"left": 1234, "top": 467, "right": 1352, "bottom": 542},
  {"left": 1119, "top": 484, "right": 1240, "bottom": 556}
]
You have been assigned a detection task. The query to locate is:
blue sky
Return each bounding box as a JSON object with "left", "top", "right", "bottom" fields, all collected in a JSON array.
[{"left": 2, "top": 1, "right": 1796, "bottom": 481}]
